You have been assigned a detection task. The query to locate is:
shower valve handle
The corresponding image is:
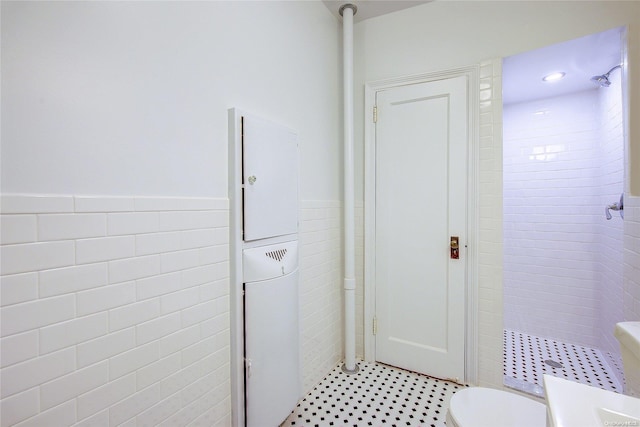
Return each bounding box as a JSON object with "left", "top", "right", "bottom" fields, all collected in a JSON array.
[{"left": 605, "top": 193, "right": 624, "bottom": 220}]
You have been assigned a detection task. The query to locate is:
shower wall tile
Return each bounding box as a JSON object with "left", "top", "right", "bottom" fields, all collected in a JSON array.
[
  {"left": 503, "top": 67, "right": 628, "bottom": 379},
  {"left": 0, "top": 194, "right": 231, "bottom": 426},
  {"left": 624, "top": 196, "right": 640, "bottom": 320},
  {"left": 597, "top": 69, "right": 625, "bottom": 380},
  {"left": 503, "top": 89, "right": 602, "bottom": 348}
]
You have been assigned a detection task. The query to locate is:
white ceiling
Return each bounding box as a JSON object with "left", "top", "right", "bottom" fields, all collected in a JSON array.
[
  {"left": 322, "top": 1, "right": 623, "bottom": 105},
  {"left": 322, "top": 0, "right": 430, "bottom": 23},
  {"left": 503, "top": 27, "right": 623, "bottom": 105}
]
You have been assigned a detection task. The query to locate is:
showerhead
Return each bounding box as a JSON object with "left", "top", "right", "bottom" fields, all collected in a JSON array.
[
  {"left": 591, "top": 64, "right": 621, "bottom": 87},
  {"left": 591, "top": 74, "right": 612, "bottom": 87}
]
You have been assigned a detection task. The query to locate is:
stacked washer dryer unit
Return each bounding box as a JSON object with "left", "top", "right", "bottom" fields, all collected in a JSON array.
[{"left": 229, "top": 109, "right": 301, "bottom": 427}]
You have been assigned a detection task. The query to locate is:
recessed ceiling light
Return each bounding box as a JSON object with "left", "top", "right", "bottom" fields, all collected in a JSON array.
[{"left": 542, "top": 72, "right": 566, "bottom": 82}]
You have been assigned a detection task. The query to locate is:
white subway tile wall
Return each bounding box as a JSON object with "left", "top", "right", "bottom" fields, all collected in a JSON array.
[
  {"left": 503, "top": 90, "right": 603, "bottom": 347},
  {"left": 1, "top": 195, "right": 344, "bottom": 425},
  {"left": 625, "top": 197, "right": 640, "bottom": 321},
  {"left": 477, "top": 59, "right": 505, "bottom": 388},
  {"left": 503, "top": 74, "right": 628, "bottom": 374},
  {"left": 0, "top": 195, "right": 231, "bottom": 426},
  {"left": 597, "top": 69, "right": 625, "bottom": 379},
  {"left": 298, "top": 200, "right": 343, "bottom": 394}
]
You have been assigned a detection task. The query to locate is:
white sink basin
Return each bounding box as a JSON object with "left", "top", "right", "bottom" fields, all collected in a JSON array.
[{"left": 544, "top": 375, "right": 640, "bottom": 427}]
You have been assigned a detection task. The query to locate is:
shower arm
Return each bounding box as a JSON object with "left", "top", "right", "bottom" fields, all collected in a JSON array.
[{"left": 606, "top": 64, "right": 622, "bottom": 76}]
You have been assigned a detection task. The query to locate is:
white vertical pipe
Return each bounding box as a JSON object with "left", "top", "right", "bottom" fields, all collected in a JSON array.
[{"left": 340, "top": 3, "right": 358, "bottom": 374}]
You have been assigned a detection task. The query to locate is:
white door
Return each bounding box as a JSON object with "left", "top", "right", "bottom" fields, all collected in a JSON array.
[{"left": 374, "top": 76, "right": 467, "bottom": 382}]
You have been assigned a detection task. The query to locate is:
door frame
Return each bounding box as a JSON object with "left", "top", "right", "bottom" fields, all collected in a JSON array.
[{"left": 363, "top": 66, "right": 480, "bottom": 385}]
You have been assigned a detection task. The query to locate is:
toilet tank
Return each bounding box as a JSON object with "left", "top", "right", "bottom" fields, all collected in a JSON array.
[{"left": 615, "top": 322, "right": 640, "bottom": 397}]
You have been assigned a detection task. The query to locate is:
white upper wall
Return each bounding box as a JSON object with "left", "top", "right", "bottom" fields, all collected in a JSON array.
[
  {"left": 353, "top": 0, "right": 640, "bottom": 199},
  {"left": 1, "top": 1, "right": 342, "bottom": 199}
]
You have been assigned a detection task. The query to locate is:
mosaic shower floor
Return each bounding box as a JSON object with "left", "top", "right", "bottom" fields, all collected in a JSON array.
[
  {"left": 282, "top": 361, "right": 462, "bottom": 427},
  {"left": 503, "top": 329, "right": 623, "bottom": 396}
]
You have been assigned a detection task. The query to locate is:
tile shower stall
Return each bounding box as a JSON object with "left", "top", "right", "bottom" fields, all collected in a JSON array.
[{"left": 503, "top": 66, "right": 625, "bottom": 392}]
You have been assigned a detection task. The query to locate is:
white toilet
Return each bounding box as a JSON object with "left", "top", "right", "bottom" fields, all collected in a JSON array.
[
  {"left": 614, "top": 321, "right": 640, "bottom": 397},
  {"left": 447, "top": 321, "right": 640, "bottom": 427},
  {"left": 446, "top": 385, "right": 546, "bottom": 427}
]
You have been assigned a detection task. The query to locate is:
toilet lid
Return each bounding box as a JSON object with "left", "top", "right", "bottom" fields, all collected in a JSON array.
[{"left": 449, "top": 387, "right": 546, "bottom": 427}]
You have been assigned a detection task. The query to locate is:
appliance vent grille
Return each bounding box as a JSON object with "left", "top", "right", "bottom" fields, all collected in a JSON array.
[{"left": 265, "top": 249, "right": 287, "bottom": 262}]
